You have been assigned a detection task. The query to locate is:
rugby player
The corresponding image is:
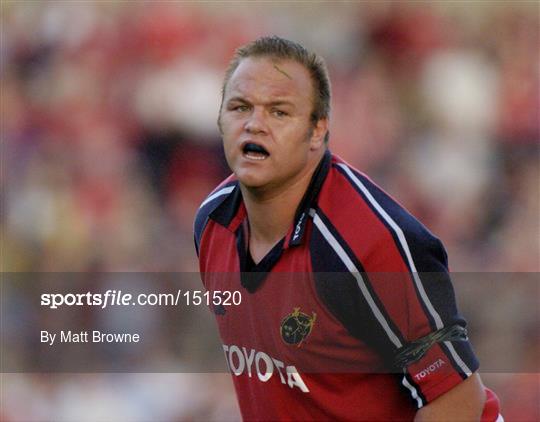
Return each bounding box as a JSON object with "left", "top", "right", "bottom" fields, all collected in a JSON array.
[{"left": 195, "top": 36, "right": 501, "bottom": 421}]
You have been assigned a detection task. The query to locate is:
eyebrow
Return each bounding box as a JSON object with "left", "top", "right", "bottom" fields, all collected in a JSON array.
[{"left": 226, "top": 97, "right": 295, "bottom": 108}]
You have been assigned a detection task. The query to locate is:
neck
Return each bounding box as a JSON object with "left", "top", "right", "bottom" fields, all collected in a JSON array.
[{"left": 240, "top": 151, "right": 324, "bottom": 248}]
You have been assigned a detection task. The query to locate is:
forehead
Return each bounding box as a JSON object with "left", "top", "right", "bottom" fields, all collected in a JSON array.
[{"left": 224, "top": 57, "right": 314, "bottom": 106}]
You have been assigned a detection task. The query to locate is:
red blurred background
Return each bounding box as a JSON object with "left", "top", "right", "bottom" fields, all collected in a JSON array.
[{"left": 1, "top": 2, "right": 538, "bottom": 421}]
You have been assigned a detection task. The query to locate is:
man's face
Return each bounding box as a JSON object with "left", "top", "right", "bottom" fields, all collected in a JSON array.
[{"left": 219, "top": 57, "right": 326, "bottom": 194}]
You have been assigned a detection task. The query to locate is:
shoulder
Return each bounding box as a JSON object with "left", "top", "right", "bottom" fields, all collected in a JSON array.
[
  {"left": 313, "top": 155, "right": 447, "bottom": 271},
  {"left": 194, "top": 175, "right": 238, "bottom": 256}
]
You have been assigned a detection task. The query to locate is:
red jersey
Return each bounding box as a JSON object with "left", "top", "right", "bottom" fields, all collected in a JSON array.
[{"left": 194, "top": 151, "right": 501, "bottom": 421}]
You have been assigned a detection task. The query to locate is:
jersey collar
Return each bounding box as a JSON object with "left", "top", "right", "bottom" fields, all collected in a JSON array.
[
  {"left": 285, "top": 149, "right": 331, "bottom": 247},
  {"left": 209, "top": 149, "right": 332, "bottom": 247}
]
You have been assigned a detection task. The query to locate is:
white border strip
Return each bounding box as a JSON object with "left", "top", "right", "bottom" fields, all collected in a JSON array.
[
  {"left": 199, "top": 186, "right": 235, "bottom": 209},
  {"left": 402, "top": 375, "right": 424, "bottom": 408},
  {"left": 310, "top": 209, "right": 402, "bottom": 348},
  {"left": 337, "top": 163, "right": 472, "bottom": 376}
]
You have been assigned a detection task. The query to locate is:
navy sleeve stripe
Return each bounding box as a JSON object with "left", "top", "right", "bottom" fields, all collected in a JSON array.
[
  {"left": 310, "top": 208, "right": 404, "bottom": 349},
  {"left": 333, "top": 163, "right": 439, "bottom": 331},
  {"left": 335, "top": 163, "right": 474, "bottom": 378},
  {"left": 336, "top": 164, "right": 442, "bottom": 322},
  {"left": 312, "top": 207, "right": 408, "bottom": 347}
]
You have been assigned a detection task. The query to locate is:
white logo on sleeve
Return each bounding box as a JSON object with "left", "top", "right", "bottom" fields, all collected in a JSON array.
[{"left": 414, "top": 358, "right": 446, "bottom": 381}]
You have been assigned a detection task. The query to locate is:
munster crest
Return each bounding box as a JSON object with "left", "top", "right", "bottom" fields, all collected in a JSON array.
[{"left": 280, "top": 308, "right": 316, "bottom": 346}]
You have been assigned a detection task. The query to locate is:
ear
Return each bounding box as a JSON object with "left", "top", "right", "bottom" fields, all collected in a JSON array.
[
  {"left": 217, "top": 115, "right": 223, "bottom": 134},
  {"left": 309, "top": 118, "right": 328, "bottom": 151},
  {"left": 217, "top": 104, "right": 224, "bottom": 134}
]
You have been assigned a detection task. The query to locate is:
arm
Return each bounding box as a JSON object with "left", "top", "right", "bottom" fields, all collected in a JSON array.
[{"left": 415, "top": 372, "right": 486, "bottom": 422}]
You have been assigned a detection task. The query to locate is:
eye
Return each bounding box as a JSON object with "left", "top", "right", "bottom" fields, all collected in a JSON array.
[
  {"left": 232, "top": 104, "right": 249, "bottom": 112},
  {"left": 271, "top": 109, "right": 288, "bottom": 118}
]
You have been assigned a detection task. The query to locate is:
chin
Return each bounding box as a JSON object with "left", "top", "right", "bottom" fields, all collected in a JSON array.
[
  {"left": 236, "top": 174, "right": 267, "bottom": 189},
  {"left": 233, "top": 167, "right": 271, "bottom": 189}
]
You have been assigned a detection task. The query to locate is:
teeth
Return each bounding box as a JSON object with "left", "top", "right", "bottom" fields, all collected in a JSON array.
[{"left": 244, "top": 152, "right": 267, "bottom": 161}]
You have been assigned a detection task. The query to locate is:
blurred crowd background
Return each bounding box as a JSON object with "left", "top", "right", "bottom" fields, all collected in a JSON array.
[{"left": 1, "top": 1, "right": 538, "bottom": 421}]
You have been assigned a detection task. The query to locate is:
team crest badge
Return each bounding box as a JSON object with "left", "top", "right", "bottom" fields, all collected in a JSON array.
[{"left": 280, "top": 308, "right": 316, "bottom": 347}]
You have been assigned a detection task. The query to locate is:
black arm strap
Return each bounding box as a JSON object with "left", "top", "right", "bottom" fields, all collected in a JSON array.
[{"left": 393, "top": 324, "right": 468, "bottom": 369}]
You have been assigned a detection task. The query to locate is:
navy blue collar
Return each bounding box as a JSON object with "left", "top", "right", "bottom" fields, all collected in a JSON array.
[
  {"left": 209, "top": 149, "right": 332, "bottom": 247},
  {"left": 289, "top": 149, "right": 331, "bottom": 246}
]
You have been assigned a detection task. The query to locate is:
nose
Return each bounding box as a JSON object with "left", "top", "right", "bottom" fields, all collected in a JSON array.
[{"left": 244, "top": 108, "right": 267, "bottom": 135}]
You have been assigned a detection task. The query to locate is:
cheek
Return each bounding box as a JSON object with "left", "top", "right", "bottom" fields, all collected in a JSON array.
[
  {"left": 220, "top": 117, "right": 241, "bottom": 150},
  {"left": 273, "top": 141, "right": 310, "bottom": 171},
  {"left": 222, "top": 136, "right": 237, "bottom": 163},
  {"left": 220, "top": 113, "right": 243, "bottom": 133},
  {"left": 278, "top": 125, "right": 312, "bottom": 152}
]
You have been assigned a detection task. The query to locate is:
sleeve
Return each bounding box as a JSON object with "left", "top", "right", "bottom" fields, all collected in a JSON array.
[
  {"left": 193, "top": 208, "right": 208, "bottom": 259},
  {"left": 194, "top": 178, "right": 237, "bottom": 259},
  {"left": 312, "top": 167, "right": 483, "bottom": 409},
  {"left": 193, "top": 183, "right": 228, "bottom": 259},
  {"left": 194, "top": 203, "right": 213, "bottom": 289},
  {"left": 349, "top": 171, "right": 481, "bottom": 408},
  {"left": 311, "top": 206, "right": 480, "bottom": 409},
  {"left": 393, "top": 231, "right": 480, "bottom": 408}
]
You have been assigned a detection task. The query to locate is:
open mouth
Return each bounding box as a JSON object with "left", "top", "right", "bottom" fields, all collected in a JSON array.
[{"left": 242, "top": 142, "right": 270, "bottom": 161}]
